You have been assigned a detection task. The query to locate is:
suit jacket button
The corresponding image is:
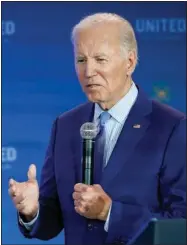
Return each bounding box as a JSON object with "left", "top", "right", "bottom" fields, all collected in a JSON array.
[{"left": 87, "top": 223, "right": 93, "bottom": 230}]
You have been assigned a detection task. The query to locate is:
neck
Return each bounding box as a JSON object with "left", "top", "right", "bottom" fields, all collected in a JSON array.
[{"left": 98, "top": 78, "right": 133, "bottom": 110}]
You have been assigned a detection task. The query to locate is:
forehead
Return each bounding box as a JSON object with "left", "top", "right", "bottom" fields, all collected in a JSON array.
[{"left": 74, "top": 23, "right": 121, "bottom": 55}]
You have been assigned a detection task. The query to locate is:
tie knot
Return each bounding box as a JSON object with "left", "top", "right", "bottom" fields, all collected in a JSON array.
[{"left": 100, "top": 111, "right": 111, "bottom": 127}]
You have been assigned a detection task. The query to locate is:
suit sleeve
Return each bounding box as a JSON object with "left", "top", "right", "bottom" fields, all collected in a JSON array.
[
  {"left": 19, "top": 118, "right": 64, "bottom": 240},
  {"left": 106, "top": 118, "right": 186, "bottom": 245}
]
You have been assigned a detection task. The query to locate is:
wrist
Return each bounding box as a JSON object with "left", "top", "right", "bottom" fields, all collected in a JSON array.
[
  {"left": 24, "top": 212, "right": 38, "bottom": 222},
  {"left": 20, "top": 203, "right": 39, "bottom": 222},
  {"left": 98, "top": 198, "right": 112, "bottom": 221}
]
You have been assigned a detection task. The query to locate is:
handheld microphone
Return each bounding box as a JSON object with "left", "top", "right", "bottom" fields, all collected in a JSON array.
[{"left": 80, "top": 122, "right": 98, "bottom": 185}]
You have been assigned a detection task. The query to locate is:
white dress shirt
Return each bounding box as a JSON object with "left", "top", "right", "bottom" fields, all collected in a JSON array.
[
  {"left": 93, "top": 83, "right": 138, "bottom": 231},
  {"left": 20, "top": 82, "right": 138, "bottom": 232},
  {"left": 93, "top": 82, "right": 138, "bottom": 166}
]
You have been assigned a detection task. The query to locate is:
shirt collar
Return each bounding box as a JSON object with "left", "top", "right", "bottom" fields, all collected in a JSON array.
[{"left": 94, "top": 82, "right": 138, "bottom": 124}]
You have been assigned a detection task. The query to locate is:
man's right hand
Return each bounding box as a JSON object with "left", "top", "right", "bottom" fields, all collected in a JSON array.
[{"left": 8, "top": 164, "right": 39, "bottom": 222}]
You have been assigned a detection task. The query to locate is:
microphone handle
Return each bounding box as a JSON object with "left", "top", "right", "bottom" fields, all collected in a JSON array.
[{"left": 82, "top": 139, "right": 95, "bottom": 185}]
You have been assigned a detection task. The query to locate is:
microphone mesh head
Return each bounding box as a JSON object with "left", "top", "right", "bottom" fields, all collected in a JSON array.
[{"left": 80, "top": 122, "right": 98, "bottom": 140}]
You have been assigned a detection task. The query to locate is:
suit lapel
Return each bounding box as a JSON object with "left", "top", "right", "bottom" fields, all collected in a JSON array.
[{"left": 101, "top": 89, "right": 152, "bottom": 189}]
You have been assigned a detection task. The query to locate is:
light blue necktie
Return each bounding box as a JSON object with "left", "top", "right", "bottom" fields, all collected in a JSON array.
[
  {"left": 100, "top": 111, "right": 111, "bottom": 129},
  {"left": 94, "top": 111, "right": 111, "bottom": 183},
  {"left": 98, "top": 111, "right": 111, "bottom": 167}
]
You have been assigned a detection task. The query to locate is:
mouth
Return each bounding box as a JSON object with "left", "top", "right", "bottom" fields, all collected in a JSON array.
[{"left": 86, "top": 84, "right": 101, "bottom": 88}]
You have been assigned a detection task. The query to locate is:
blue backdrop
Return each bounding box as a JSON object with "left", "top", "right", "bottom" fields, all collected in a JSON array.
[{"left": 2, "top": 2, "right": 186, "bottom": 244}]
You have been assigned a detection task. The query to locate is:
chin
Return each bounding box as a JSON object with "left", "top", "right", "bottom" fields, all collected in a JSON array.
[
  {"left": 87, "top": 95, "right": 101, "bottom": 103},
  {"left": 87, "top": 96, "right": 99, "bottom": 103},
  {"left": 86, "top": 92, "right": 102, "bottom": 103}
]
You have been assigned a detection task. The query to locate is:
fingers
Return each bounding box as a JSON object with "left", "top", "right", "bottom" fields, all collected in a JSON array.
[
  {"left": 73, "top": 183, "right": 98, "bottom": 202},
  {"left": 73, "top": 185, "right": 90, "bottom": 214},
  {"left": 9, "top": 178, "right": 19, "bottom": 188},
  {"left": 74, "top": 183, "right": 102, "bottom": 192},
  {"left": 72, "top": 192, "right": 91, "bottom": 204},
  {"left": 74, "top": 199, "right": 80, "bottom": 207},
  {"left": 73, "top": 184, "right": 108, "bottom": 219},
  {"left": 12, "top": 193, "right": 25, "bottom": 205},
  {"left": 8, "top": 185, "right": 16, "bottom": 197},
  {"left": 8, "top": 179, "right": 20, "bottom": 197},
  {"left": 72, "top": 187, "right": 93, "bottom": 201},
  {"left": 74, "top": 200, "right": 89, "bottom": 215},
  {"left": 72, "top": 192, "right": 81, "bottom": 200},
  {"left": 75, "top": 205, "right": 89, "bottom": 215},
  {"left": 74, "top": 183, "right": 90, "bottom": 192},
  {"left": 74, "top": 199, "right": 88, "bottom": 210},
  {"left": 8, "top": 182, "right": 25, "bottom": 209},
  {"left": 9, "top": 178, "right": 14, "bottom": 187},
  {"left": 27, "top": 164, "right": 37, "bottom": 181},
  {"left": 73, "top": 186, "right": 93, "bottom": 216}
]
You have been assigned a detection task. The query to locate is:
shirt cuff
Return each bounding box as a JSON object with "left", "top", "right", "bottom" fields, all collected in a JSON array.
[
  {"left": 19, "top": 209, "right": 39, "bottom": 231},
  {"left": 104, "top": 203, "right": 112, "bottom": 232}
]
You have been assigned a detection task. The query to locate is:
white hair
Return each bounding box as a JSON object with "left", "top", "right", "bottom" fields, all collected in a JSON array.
[{"left": 71, "top": 13, "right": 138, "bottom": 63}]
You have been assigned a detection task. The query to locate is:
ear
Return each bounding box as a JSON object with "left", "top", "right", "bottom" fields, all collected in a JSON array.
[{"left": 126, "top": 50, "right": 137, "bottom": 76}]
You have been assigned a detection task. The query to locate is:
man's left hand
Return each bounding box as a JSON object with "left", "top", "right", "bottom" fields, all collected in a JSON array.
[{"left": 73, "top": 183, "right": 112, "bottom": 221}]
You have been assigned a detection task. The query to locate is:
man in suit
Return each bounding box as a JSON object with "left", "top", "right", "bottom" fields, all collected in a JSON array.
[{"left": 8, "top": 13, "right": 186, "bottom": 245}]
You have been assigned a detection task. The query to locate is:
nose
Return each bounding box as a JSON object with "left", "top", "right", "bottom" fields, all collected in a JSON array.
[{"left": 85, "top": 59, "right": 96, "bottom": 78}]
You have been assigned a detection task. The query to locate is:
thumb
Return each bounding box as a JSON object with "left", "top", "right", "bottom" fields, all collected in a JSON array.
[{"left": 27, "top": 164, "right": 37, "bottom": 181}]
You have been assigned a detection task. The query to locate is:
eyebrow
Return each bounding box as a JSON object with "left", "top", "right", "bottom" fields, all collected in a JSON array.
[{"left": 76, "top": 53, "right": 108, "bottom": 58}]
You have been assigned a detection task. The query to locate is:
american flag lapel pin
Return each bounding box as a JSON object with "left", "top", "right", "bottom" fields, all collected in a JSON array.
[{"left": 133, "top": 124, "right": 141, "bottom": 128}]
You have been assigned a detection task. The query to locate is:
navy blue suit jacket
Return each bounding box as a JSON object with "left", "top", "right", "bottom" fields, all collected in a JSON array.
[{"left": 19, "top": 88, "right": 186, "bottom": 245}]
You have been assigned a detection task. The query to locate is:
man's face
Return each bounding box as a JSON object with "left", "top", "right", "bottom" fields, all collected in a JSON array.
[{"left": 73, "top": 23, "right": 133, "bottom": 109}]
